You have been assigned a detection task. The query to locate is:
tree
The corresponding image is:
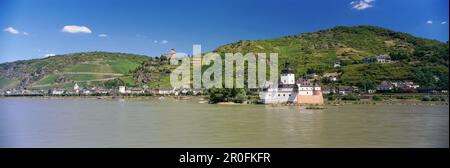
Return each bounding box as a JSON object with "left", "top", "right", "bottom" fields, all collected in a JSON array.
[
  {"left": 207, "top": 88, "right": 248, "bottom": 104},
  {"left": 415, "top": 69, "right": 435, "bottom": 88},
  {"left": 207, "top": 88, "right": 225, "bottom": 104},
  {"left": 234, "top": 88, "right": 247, "bottom": 103},
  {"left": 104, "top": 79, "right": 125, "bottom": 88},
  {"left": 436, "top": 73, "right": 449, "bottom": 89},
  {"left": 358, "top": 78, "right": 375, "bottom": 92}
]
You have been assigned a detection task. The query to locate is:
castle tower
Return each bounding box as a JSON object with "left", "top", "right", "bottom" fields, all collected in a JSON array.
[
  {"left": 74, "top": 83, "right": 80, "bottom": 94},
  {"left": 74, "top": 83, "right": 79, "bottom": 90},
  {"left": 280, "top": 62, "right": 295, "bottom": 85}
]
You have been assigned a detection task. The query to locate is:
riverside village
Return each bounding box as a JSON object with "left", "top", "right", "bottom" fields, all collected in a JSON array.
[{"left": 1, "top": 50, "right": 448, "bottom": 105}]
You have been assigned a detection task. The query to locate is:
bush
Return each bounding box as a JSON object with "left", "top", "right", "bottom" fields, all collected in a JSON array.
[
  {"left": 396, "top": 96, "right": 412, "bottom": 99},
  {"left": 372, "top": 95, "right": 382, "bottom": 101},
  {"left": 421, "top": 96, "right": 431, "bottom": 101},
  {"left": 342, "top": 95, "right": 360, "bottom": 101},
  {"left": 327, "top": 96, "right": 335, "bottom": 101},
  {"left": 431, "top": 97, "right": 440, "bottom": 101},
  {"left": 207, "top": 88, "right": 248, "bottom": 104},
  {"left": 234, "top": 93, "right": 247, "bottom": 103}
]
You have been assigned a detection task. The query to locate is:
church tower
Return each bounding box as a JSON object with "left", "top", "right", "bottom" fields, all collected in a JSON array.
[{"left": 280, "top": 62, "right": 295, "bottom": 85}]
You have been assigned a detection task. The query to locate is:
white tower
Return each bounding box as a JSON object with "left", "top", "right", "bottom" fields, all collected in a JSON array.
[
  {"left": 280, "top": 62, "right": 295, "bottom": 85},
  {"left": 74, "top": 83, "right": 80, "bottom": 94}
]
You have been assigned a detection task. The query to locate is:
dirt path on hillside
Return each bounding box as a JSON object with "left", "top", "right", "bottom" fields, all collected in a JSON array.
[{"left": 59, "top": 72, "right": 124, "bottom": 76}]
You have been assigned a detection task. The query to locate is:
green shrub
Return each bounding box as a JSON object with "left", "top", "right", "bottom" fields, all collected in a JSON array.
[
  {"left": 431, "top": 97, "right": 440, "bottom": 101},
  {"left": 372, "top": 95, "right": 382, "bottom": 101},
  {"left": 234, "top": 93, "right": 247, "bottom": 103},
  {"left": 421, "top": 96, "right": 431, "bottom": 101},
  {"left": 396, "top": 96, "right": 412, "bottom": 99},
  {"left": 342, "top": 95, "right": 360, "bottom": 101}
]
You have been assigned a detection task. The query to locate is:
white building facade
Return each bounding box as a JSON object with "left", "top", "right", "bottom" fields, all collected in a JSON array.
[{"left": 259, "top": 63, "right": 298, "bottom": 104}]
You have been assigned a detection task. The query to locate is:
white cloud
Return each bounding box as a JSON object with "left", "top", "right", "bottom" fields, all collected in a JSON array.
[
  {"left": 426, "top": 20, "right": 433, "bottom": 24},
  {"left": 3, "top": 27, "right": 19, "bottom": 34},
  {"left": 61, "top": 25, "right": 92, "bottom": 34},
  {"left": 98, "top": 34, "right": 108, "bottom": 37},
  {"left": 350, "top": 0, "right": 375, "bottom": 10},
  {"left": 441, "top": 21, "right": 447, "bottom": 25},
  {"left": 153, "top": 40, "right": 168, "bottom": 44},
  {"left": 23, "top": 32, "right": 29, "bottom": 35},
  {"left": 44, "top": 53, "right": 56, "bottom": 57}
]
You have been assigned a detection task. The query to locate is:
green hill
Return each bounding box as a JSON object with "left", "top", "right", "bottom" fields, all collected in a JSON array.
[
  {"left": 0, "top": 52, "right": 151, "bottom": 89},
  {"left": 213, "top": 25, "right": 448, "bottom": 89},
  {"left": 1, "top": 25, "right": 448, "bottom": 90}
]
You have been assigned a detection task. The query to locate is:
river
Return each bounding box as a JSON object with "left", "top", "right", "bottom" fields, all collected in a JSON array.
[{"left": 0, "top": 97, "right": 448, "bottom": 147}]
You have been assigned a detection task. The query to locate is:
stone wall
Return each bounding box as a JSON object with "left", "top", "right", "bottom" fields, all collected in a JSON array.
[{"left": 297, "top": 92, "right": 324, "bottom": 105}]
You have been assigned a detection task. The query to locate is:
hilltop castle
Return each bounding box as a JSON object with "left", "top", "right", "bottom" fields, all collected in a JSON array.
[{"left": 259, "top": 63, "right": 324, "bottom": 105}]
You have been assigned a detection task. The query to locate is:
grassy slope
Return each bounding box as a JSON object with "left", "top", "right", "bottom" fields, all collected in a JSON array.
[
  {"left": 0, "top": 78, "right": 20, "bottom": 89},
  {"left": 0, "top": 52, "right": 150, "bottom": 89},
  {"left": 213, "top": 25, "right": 449, "bottom": 87},
  {"left": 129, "top": 26, "right": 448, "bottom": 89},
  {"left": 63, "top": 59, "right": 140, "bottom": 74},
  {"left": 34, "top": 74, "right": 58, "bottom": 85}
]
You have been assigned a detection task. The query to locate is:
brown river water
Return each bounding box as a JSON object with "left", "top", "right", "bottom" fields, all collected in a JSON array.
[{"left": 0, "top": 97, "right": 448, "bottom": 147}]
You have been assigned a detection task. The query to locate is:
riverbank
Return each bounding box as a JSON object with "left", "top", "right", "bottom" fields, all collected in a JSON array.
[
  {"left": 326, "top": 100, "right": 449, "bottom": 106},
  {"left": 0, "top": 95, "right": 207, "bottom": 102},
  {"left": 2, "top": 95, "right": 448, "bottom": 106}
]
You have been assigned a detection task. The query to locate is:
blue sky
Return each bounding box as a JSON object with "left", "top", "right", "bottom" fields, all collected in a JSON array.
[{"left": 0, "top": 0, "right": 448, "bottom": 63}]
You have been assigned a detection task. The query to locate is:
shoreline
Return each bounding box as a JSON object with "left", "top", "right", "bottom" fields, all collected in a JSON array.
[{"left": 1, "top": 96, "right": 448, "bottom": 106}]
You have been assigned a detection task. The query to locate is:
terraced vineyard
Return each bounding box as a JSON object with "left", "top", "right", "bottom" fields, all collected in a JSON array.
[
  {"left": 213, "top": 25, "right": 448, "bottom": 88},
  {"left": 0, "top": 52, "right": 150, "bottom": 89}
]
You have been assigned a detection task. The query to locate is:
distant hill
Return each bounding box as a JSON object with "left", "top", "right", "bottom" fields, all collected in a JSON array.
[
  {"left": 0, "top": 52, "right": 151, "bottom": 89},
  {"left": 1, "top": 25, "right": 448, "bottom": 90}
]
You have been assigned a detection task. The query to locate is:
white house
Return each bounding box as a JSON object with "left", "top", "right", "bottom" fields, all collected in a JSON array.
[
  {"left": 334, "top": 62, "right": 341, "bottom": 68},
  {"left": 119, "top": 86, "right": 127, "bottom": 94},
  {"left": 119, "top": 86, "right": 144, "bottom": 94},
  {"left": 52, "top": 89, "right": 65, "bottom": 95},
  {"left": 128, "top": 88, "right": 144, "bottom": 94},
  {"left": 376, "top": 54, "right": 391, "bottom": 63},
  {"left": 158, "top": 88, "right": 174, "bottom": 95},
  {"left": 83, "top": 89, "right": 91, "bottom": 95},
  {"left": 297, "top": 79, "right": 321, "bottom": 96}
]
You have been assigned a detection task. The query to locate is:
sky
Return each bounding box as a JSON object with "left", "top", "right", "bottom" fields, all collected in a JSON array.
[{"left": 0, "top": 0, "right": 448, "bottom": 63}]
